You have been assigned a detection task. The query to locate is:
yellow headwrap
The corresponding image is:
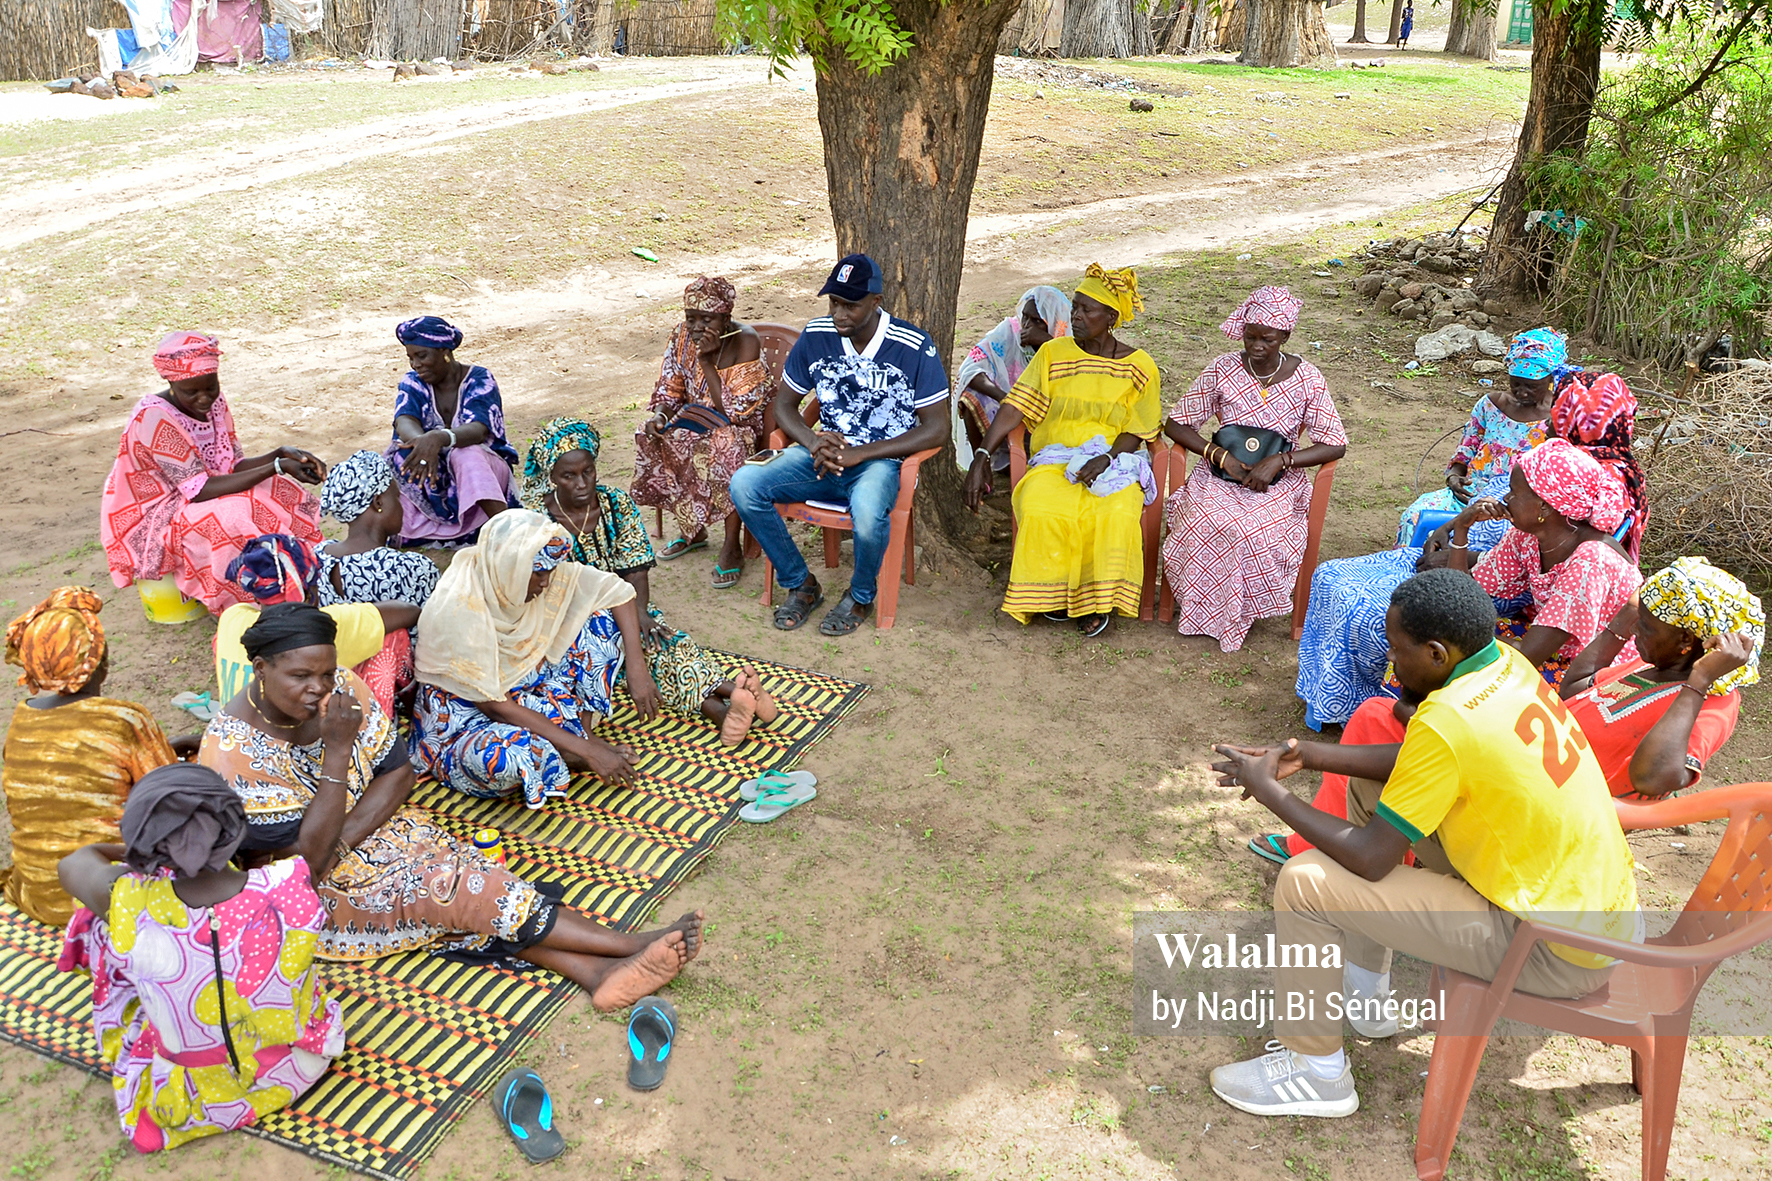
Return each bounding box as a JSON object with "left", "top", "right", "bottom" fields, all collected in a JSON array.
[
  {"left": 1639, "top": 557, "right": 1765, "bottom": 696},
  {"left": 1075, "top": 264, "right": 1143, "bottom": 327},
  {"left": 5, "top": 586, "right": 106, "bottom": 695}
]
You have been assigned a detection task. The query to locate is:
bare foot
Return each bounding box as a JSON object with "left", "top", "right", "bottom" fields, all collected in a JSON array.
[
  {"left": 720, "top": 686, "right": 757, "bottom": 746},
  {"left": 742, "top": 665, "right": 779, "bottom": 725},
  {"left": 669, "top": 910, "right": 705, "bottom": 961},
  {"left": 590, "top": 930, "right": 687, "bottom": 1012}
]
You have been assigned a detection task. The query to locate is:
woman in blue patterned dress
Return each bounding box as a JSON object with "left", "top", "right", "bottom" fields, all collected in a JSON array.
[{"left": 411, "top": 510, "right": 655, "bottom": 808}]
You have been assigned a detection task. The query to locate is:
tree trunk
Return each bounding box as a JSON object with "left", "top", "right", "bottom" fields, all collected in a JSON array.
[
  {"left": 1475, "top": 0, "right": 1603, "bottom": 298},
  {"left": 816, "top": 0, "right": 1023, "bottom": 550},
  {"left": 1444, "top": 0, "right": 1497, "bottom": 58},
  {"left": 1062, "top": 0, "right": 1151, "bottom": 57},
  {"left": 1384, "top": 0, "right": 1403, "bottom": 42},
  {"left": 1348, "top": 0, "right": 1370, "bottom": 42},
  {"left": 1186, "top": 0, "right": 1214, "bottom": 48},
  {"left": 1238, "top": 0, "right": 1336, "bottom": 67}
]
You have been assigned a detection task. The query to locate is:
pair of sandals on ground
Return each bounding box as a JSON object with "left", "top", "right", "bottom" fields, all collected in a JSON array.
[
  {"left": 494, "top": 994, "right": 680, "bottom": 1163},
  {"left": 772, "top": 575, "right": 872, "bottom": 636},
  {"left": 657, "top": 532, "right": 744, "bottom": 590}
]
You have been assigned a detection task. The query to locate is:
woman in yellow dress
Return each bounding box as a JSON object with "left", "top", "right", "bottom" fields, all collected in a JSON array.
[
  {"left": 963, "top": 265, "right": 1162, "bottom": 636},
  {"left": 2, "top": 587, "right": 179, "bottom": 925}
]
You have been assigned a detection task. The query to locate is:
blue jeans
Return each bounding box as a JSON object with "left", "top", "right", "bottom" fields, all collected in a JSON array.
[{"left": 729, "top": 446, "right": 903, "bottom": 605}]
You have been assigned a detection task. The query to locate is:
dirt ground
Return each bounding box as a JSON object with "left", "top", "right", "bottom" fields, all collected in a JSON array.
[{"left": 0, "top": 46, "right": 1768, "bottom": 1181}]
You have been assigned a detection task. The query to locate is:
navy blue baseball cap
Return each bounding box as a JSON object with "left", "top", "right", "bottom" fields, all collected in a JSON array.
[{"left": 818, "top": 253, "right": 884, "bottom": 302}]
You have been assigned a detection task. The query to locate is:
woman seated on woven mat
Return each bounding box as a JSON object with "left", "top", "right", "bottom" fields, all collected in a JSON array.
[
  {"left": 2, "top": 588, "right": 185, "bottom": 926},
  {"left": 1250, "top": 557, "right": 1761, "bottom": 865},
  {"left": 952, "top": 285, "right": 1071, "bottom": 474},
  {"left": 57, "top": 764, "right": 344, "bottom": 1151},
  {"left": 522, "top": 417, "right": 775, "bottom": 745},
  {"left": 964, "top": 265, "right": 1162, "bottom": 638},
  {"left": 384, "top": 316, "right": 520, "bottom": 547},
  {"left": 630, "top": 276, "right": 776, "bottom": 587},
  {"left": 100, "top": 331, "right": 326, "bottom": 615},
  {"left": 1160, "top": 285, "right": 1348, "bottom": 653},
  {"left": 411, "top": 509, "right": 661, "bottom": 808},
  {"left": 200, "top": 603, "right": 701, "bottom": 1008}
]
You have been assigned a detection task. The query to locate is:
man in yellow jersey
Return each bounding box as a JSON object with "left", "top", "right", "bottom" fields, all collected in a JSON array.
[{"left": 1207, "top": 568, "right": 1640, "bottom": 1117}]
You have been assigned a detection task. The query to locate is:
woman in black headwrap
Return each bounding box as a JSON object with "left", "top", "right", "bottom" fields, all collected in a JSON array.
[
  {"left": 56, "top": 764, "right": 345, "bottom": 1152},
  {"left": 200, "top": 603, "right": 704, "bottom": 1010}
]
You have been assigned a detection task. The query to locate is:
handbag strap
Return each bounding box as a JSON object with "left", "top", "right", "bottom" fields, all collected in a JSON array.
[{"left": 207, "top": 909, "right": 243, "bottom": 1077}]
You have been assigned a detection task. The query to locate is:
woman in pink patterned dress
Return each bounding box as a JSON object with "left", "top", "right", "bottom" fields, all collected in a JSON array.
[
  {"left": 1161, "top": 287, "right": 1347, "bottom": 651},
  {"left": 56, "top": 764, "right": 344, "bottom": 1153}
]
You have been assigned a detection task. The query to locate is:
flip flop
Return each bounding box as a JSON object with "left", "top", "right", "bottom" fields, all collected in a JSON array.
[
  {"left": 739, "top": 768, "right": 818, "bottom": 802},
  {"left": 712, "top": 562, "right": 743, "bottom": 590},
  {"left": 659, "top": 537, "right": 708, "bottom": 561},
  {"left": 491, "top": 1068, "right": 564, "bottom": 1163},
  {"left": 739, "top": 779, "right": 817, "bottom": 823},
  {"left": 773, "top": 586, "right": 824, "bottom": 631},
  {"left": 626, "top": 996, "right": 678, "bottom": 1092},
  {"left": 1247, "top": 833, "right": 1294, "bottom": 866}
]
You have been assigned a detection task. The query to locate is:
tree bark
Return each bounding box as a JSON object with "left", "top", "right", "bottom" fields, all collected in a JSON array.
[
  {"left": 815, "top": 0, "right": 1023, "bottom": 549},
  {"left": 1238, "top": 0, "right": 1336, "bottom": 67},
  {"left": 1384, "top": 0, "right": 1404, "bottom": 43},
  {"left": 1348, "top": 0, "right": 1371, "bottom": 42},
  {"left": 1444, "top": 0, "right": 1497, "bottom": 58},
  {"left": 1476, "top": 0, "right": 1603, "bottom": 298},
  {"left": 1062, "top": 0, "right": 1152, "bottom": 57}
]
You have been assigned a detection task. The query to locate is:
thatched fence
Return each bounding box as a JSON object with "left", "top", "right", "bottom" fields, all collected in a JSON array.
[{"left": 2, "top": 0, "right": 129, "bottom": 82}]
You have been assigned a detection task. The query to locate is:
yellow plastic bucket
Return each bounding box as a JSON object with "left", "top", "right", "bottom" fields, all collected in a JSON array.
[{"left": 136, "top": 576, "right": 208, "bottom": 625}]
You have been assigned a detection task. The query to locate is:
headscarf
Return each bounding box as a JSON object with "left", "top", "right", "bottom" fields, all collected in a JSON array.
[
  {"left": 1506, "top": 327, "right": 1581, "bottom": 382},
  {"left": 534, "top": 538, "right": 572, "bottom": 572},
  {"left": 1639, "top": 557, "right": 1766, "bottom": 695},
  {"left": 413, "top": 508, "right": 636, "bottom": 702},
  {"left": 5, "top": 587, "right": 105, "bottom": 695},
  {"left": 1076, "top": 264, "right": 1143, "bottom": 327},
  {"left": 152, "top": 331, "right": 222, "bottom": 382},
  {"left": 684, "top": 276, "right": 737, "bottom": 314},
  {"left": 119, "top": 764, "right": 248, "bottom": 878},
  {"left": 395, "top": 315, "right": 464, "bottom": 351},
  {"left": 321, "top": 449, "right": 397, "bottom": 523},
  {"left": 1515, "top": 438, "right": 1632, "bottom": 534},
  {"left": 1549, "top": 370, "right": 1648, "bottom": 558},
  {"left": 226, "top": 534, "right": 317, "bottom": 604},
  {"left": 240, "top": 602, "right": 339, "bottom": 661},
  {"left": 519, "top": 417, "right": 602, "bottom": 514},
  {"left": 1220, "top": 285, "right": 1302, "bottom": 341}
]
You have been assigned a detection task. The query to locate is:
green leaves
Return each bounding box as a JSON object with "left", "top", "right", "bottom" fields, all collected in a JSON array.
[{"left": 716, "top": 0, "right": 916, "bottom": 77}]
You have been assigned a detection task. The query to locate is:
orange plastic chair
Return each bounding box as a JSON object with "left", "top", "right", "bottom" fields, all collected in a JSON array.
[
  {"left": 1003, "top": 425, "right": 1167, "bottom": 622},
  {"left": 757, "top": 401, "right": 938, "bottom": 631},
  {"left": 1414, "top": 783, "right": 1772, "bottom": 1181},
  {"left": 1150, "top": 454, "right": 1337, "bottom": 635},
  {"left": 649, "top": 322, "right": 800, "bottom": 564}
]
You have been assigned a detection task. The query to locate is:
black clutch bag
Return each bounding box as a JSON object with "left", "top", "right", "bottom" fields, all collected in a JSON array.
[{"left": 1211, "top": 424, "right": 1293, "bottom": 485}]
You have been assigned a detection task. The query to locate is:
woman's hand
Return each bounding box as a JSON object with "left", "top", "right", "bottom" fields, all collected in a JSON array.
[
  {"left": 1243, "top": 455, "right": 1287, "bottom": 492},
  {"left": 571, "top": 736, "right": 637, "bottom": 787},
  {"left": 1074, "top": 455, "right": 1112, "bottom": 488},
  {"left": 1691, "top": 632, "right": 1756, "bottom": 692},
  {"left": 626, "top": 660, "right": 662, "bottom": 721},
  {"left": 641, "top": 411, "right": 669, "bottom": 438},
  {"left": 1445, "top": 465, "right": 1472, "bottom": 501},
  {"left": 274, "top": 447, "right": 328, "bottom": 484},
  {"left": 1417, "top": 526, "right": 1455, "bottom": 571},
  {"left": 1605, "top": 599, "right": 1639, "bottom": 641},
  {"left": 639, "top": 613, "right": 673, "bottom": 645},
  {"left": 1459, "top": 496, "right": 1509, "bottom": 524},
  {"left": 397, "top": 431, "right": 449, "bottom": 486},
  {"left": 963, "top": 455, "right": 993, "bottom": 512},
  {"left": 319, "top": 687, "right": 363, "bottom": 751}
]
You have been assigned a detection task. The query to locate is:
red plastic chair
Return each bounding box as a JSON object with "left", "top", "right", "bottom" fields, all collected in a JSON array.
[
  {"left": 1414, "top": 783, "right": 1772, "bottom": 1181},
  {"left": 1150, "top": 453, "right": 1337, "bottom": 636},
  {"left": 757, "top": 401, "right": 938, "bottom": 631},
  {"left": 1004, "top": 425, "right": 1168, "bottom": 622},
  {"left": 649, "top": 322, "right": 799, "bottom": 564}
]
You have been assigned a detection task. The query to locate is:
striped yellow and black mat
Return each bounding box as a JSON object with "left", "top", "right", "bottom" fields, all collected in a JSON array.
[{"left": 0, "top": 656, "right": 866, "bottom": 1180}]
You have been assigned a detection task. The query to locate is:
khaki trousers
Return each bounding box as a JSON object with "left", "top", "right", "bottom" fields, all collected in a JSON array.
[{"left": 1273, "top": 776, "right": 1613, "bottom": 1055}]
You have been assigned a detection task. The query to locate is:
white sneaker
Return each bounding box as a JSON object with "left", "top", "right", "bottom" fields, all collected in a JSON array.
[
  {"left": 1209, "top": 1041, "right": 1359, "bottom": 1118},
  {"left": 1344, "top": 966, "right": 1399, "bottom": 1039}
]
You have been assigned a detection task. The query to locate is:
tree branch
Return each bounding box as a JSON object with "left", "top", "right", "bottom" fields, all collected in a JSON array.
[{"left": 1636, "top": 0, "right": 1768, "bottom": 125}]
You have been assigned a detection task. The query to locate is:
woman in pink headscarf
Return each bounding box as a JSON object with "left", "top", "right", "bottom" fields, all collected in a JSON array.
[
  {"left": 1160, "top": 286, "right": 1347, "bottom": 651},
  {"left": 100, "top": 332, "right": 326, "bottom": 615},
  {"left": 630, "top": 276, "right": 775, "bottom": 588}
]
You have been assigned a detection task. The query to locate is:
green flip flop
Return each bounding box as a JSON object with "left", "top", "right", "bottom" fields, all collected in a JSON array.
[
  {"left": 738, "top": 768, "right": 817, "bottom": 802},
  {"left": 739, "top": 779, "right": 817, "bottom": 823},
  {"left": 660, "top": 537, "right": 708, "bottom": 561},
  {"left": 712, "top": 562, "right": 743, "bottom": 589}
]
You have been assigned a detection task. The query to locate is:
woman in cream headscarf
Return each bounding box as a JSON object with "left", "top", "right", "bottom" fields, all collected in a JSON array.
[
  {"left": 1162, "top": 285, "right": 1348, "bottom": 652},
  {"left": 963, "top": 265, "right": 1162, "bottom": 638},
  {"left": 411, "top": 509, "right": 657, "bottom": 807}
]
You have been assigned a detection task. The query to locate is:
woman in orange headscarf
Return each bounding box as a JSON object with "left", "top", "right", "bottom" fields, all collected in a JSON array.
[{"left": 2, "top": 588, "right": 178, "bottom": 925}]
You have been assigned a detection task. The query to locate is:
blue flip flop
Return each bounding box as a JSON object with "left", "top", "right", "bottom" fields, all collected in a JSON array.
[
  {"left": 627, "top": 996, "right": 678, "bottom": 1092},
  {"left": 492, "top": 1068, "right": 564, "bottom": 1162}
]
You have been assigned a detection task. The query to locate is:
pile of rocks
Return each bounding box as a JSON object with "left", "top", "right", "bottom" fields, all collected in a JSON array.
[{"left": 1348, "top": 229, "right": 1504, "bottom": 332}]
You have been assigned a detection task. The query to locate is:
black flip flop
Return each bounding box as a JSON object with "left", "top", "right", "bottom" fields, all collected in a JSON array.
[
  {"left": 626, "top": 996, "right": 678, "bottom": 1091},
  {"left": 492, "top": 1068, "right": 564, "bottom": 1163},
  {"left": 1247, "top": 833, "right": 1294, "bottom": 866},
  {"left": 773, "top": 585, "right": 825, "bottom": 631},
  {"left": 1077, "top": 613, "right": 1110, "bottom": 638},
  {"left": 818, "top": 591, "right": 872, "bottom": 636}
]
